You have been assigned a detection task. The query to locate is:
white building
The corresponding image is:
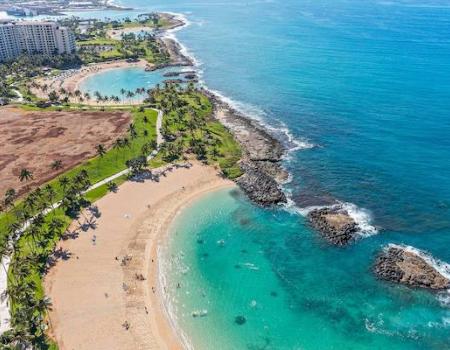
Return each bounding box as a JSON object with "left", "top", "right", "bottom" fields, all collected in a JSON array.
[{"left": 0, "top": 21, "right": 76, "bottom": 62}]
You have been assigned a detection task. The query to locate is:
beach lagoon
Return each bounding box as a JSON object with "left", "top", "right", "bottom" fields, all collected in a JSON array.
[{"left": 79, "top": 66, "right": 191, "bottom": 101}]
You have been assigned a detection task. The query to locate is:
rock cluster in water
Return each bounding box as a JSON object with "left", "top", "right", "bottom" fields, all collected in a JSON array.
[
  {"left": 308, "top": 207, "right": 358, "bottom": 246},
  {"left": 374, "top": 246, "right": 450, "bottom": 290}
]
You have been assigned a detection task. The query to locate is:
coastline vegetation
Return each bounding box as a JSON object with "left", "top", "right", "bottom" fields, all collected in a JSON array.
[
  {"left": 0, "top": 81, "right": 241, "bottom": 348},
  {"left": 0, "top": 13, "right": 175, "bottom": 104}
]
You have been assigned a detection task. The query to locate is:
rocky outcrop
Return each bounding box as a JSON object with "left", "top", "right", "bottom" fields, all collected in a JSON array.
[
  {"left": 156, "top": 37, "right": 193, "bottom": 68},
  {"left": 203, "top": 89, "right": 288, "bottom": 206},
  {"left": 374, "top": 246, "right": 450, "bottom": 290},
  {"left": 236, "top": 161, "right": 286, "bottom": 206},
  {"left": 184, "top": 73, "right": 197, "bottom": 80},
  {"left": 162, "top": 70, "right": 196, "bottom": 77},
  {"left": 308, "top": 207, "right": 358, "bottom": 246}
]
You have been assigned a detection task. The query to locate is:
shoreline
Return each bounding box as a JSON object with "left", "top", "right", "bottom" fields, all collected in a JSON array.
[
  {"left": 33, "top": 59, "right": 150, "bottom": 105},
  {"left": 31, "top": 12, "right": 192, "bottom": 105},
  {"left": 44, "top": 162, "right": 235, "bottom": 349}
]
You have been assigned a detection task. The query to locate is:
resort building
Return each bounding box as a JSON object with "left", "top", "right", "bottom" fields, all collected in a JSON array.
[{"left": 0, "top": 21, "right": 76, "bottom": 62}]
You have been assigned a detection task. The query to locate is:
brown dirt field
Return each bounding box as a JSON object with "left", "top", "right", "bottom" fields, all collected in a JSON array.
[{"left": 0, "top": 106, "right": 131, "bottom": 198}]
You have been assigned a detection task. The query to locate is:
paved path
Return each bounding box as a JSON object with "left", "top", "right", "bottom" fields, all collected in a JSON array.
[{"left": 0, "top": 108, "right": 164, "bottom": 334}]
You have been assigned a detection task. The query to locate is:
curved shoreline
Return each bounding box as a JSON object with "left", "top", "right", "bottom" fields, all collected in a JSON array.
[
  {"left": 33, "top": 59, "right": 150, "bottom": 105},
  {"left": 44, "top": 162, "right": 234, "bottom": 349}
]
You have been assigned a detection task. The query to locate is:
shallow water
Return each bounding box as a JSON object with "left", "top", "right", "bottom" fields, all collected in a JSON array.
[
  {"left": 52, "top": 0, "right": 450, "bottom": 348},
  {"left": 164, "top": 188, "right": 450, "bottom": 350},
  {"left": 79, "top": 66, "right": 183, "bottom": 99}
]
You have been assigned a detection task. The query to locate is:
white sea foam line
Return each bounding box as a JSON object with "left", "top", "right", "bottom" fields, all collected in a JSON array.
[
  {"left": 287, "top": 200, "right": 378, "bottom": 236},
  {"left": 157, "top": 245, "right": 194, "bottom": 350},
  {"left": 162, "top": 12, "right": 314, "bottom": 156},
  {"left": 388, "top": 244, "right": 450, "bottom": 281}
]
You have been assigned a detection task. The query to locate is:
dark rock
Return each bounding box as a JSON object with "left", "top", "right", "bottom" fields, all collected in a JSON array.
[
  {"left": 184, "top": 73, "right": 197, "bottom": 80},
  {"left": 374, "top": 245, "right": 450, "bottom": 290},
  {"left": 235, "top": 315, "right": 246, "bottom": 325},
  {"left": 308, "top": 207, "right": 358, "bottom": 246},
  {"left": 202, "top": 89, "right": 288, "bottom": 207},
  {"left": 163, "top": 79, "right": 183, "bottom": 84},
  {"left": 236, "top": 161, "right": 286, "bottom": 206},
  {"left": 163, "top": 71, "right": 183, "bottom": 77}
]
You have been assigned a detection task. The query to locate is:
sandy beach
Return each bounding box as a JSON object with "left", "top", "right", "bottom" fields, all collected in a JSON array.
[
  {"left": 44, "top": 162, "right": 234, "bottom": 350},
  {"left": 33, "top": 59, "right": 150, "bottom": 105}
]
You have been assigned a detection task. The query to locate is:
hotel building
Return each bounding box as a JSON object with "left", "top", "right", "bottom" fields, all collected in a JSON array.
[{"left": 0, "top": 21, "right": 76, "bottom": 62}]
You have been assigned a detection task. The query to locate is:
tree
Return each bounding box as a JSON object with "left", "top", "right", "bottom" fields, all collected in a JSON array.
[
  {"left": 19, "top": 168, "right": 33, "bottom": 182},
  {"left": 106, "top": 181, "right": 118, "bottom": 193},
  {"left": 96, "top": 144, "right": 106, "bottom": 158},
  {"left": 48, "top": 90, "right": 59, "bottom": 103},
  {"left": 128, "top": 123, "right": 137, "bottom": 139},
  {"left": 59, "top": 176, "right": 70, "bottom": 192},
  {"left": 50, "top": 160, "right": 63, "bottom": 171},
  {"left": 4, "top": 188, "right": 17, "bottom": 211}
]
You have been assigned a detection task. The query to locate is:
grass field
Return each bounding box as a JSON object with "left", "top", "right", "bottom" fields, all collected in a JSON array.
[{"left": 0, "top": 90, "right": 242, "bottom": 349}]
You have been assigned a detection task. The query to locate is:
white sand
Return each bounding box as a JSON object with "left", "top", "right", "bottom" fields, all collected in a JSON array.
[{"left": 45, "top": 162, "right": 234, "bottom": 349}]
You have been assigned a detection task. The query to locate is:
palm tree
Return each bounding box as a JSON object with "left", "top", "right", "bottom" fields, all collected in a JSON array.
[
  {"left": 106, "top": 181, "right": 118, "bottom": 193},
  {"left": 74, "top": 89, "right": 82, "bottom": 103},
  {"left": 19, "top": 168, "right": 33, "bottom": 182},
  {"left": 4, "top": 188, "right": 16, "bottom": 209},
  {"left": 128, "top": 123, "right": 137, "bottom": 139},
  {"left": 96, "top": 144, "right": 106, "bottom": 158},
  {"left": 58, "top": 176, "right": 70, "bottom": 192},
  {"left": 126, "top": 90, "right": 134, "bottom": 104},
  {"left": 50, "top": 160, "right": 63, "bottom": 171},
  {"left": 120, "top": 88, "right": 126, "bottom": 104}
]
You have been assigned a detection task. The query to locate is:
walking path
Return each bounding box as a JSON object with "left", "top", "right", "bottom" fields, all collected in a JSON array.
[{"left": 0, "top": 108, "right": 164, "bottom": 334}]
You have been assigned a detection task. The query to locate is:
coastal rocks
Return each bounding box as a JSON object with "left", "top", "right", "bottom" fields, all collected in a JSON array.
[
  {"left": 162, "top": 70, "right": 196, "bottom": 78},
  {"left": 374, "top": 245, "right": 450, "bottom": 290},
  {"left": 205, "top": 90, "right": 288, "bottom": 206},
  {"left": 184, "top": 73, "right": 197, "bottom": 80},
  {"left": 308, "top": 207, "right": 358, "bottom": 246},
  {"left": 236, "top": 161, "right": 287, "bottom": 206},
  {"left": 157, "top": 37, "right": 194, "bottom": 68}
]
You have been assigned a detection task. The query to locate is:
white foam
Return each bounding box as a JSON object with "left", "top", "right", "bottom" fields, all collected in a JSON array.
[
  {"left": 340, "top": 202, "right": 378, "bottom": 237},
  {"left": 160, "top": 12, "right": 203, "bottom": 67},
  {"left": 437, "top": 290, "right": 450, "bottom": 308},
  {"left": 290, "top": 201, "right": 378, "bottom": 237},
  {"left": 209, "top": 88, "right": 316, "bottom": 155},
  {"left": 388, "top": 244, "right": 450, "bottom": 281},
  {"left": 158, "top": 245, "right": 195, "bottom": 350}
]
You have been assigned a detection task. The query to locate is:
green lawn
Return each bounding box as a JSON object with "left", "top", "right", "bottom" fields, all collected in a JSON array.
[
  {"left": 0, "top": 108, "right": 158, "bottom": 248},
  {"left": 0, "top": 90, "right": 242, "bottom": 349}
]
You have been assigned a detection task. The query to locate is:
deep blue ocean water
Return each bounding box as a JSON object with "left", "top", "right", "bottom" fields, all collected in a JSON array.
[{"left": 36, "top": 0, "right": 450, "bottom": 348}]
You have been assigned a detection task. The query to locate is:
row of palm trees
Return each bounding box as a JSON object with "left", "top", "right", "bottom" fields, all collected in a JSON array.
[
  {"left": 0, "top": 82, "right": 226, "bottom": 347},
  {"left": 0, "top": 169, "right": 90, "bottom": 348},
  {"left": 0, "top": 107, "right": 161, "bottom": 347}
]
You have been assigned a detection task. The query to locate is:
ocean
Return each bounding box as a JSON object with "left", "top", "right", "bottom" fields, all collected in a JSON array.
[{"left": 68, "top": 0, "right": 450, "bottom": 348}]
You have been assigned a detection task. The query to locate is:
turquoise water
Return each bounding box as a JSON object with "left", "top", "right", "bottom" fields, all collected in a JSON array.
[
  {"left": 79, "top": 66, "right": 181, "bottom": 99},
  {"left": 164, "top": 188, "right": 449, "bottom": 350},
  {"left": 69, "top": 0, "right": 450, "bottom": 348}
]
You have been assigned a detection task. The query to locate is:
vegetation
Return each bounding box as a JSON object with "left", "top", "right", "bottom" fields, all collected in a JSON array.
[
  {"left": 77, "top": 32, "right": 168, "bottom": 64},
  {"left": 0, "top": 75, "right": 242, "bottom": 348},
  {"left": 149, "top": 83, "right": 242, "bottom": 179}
]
